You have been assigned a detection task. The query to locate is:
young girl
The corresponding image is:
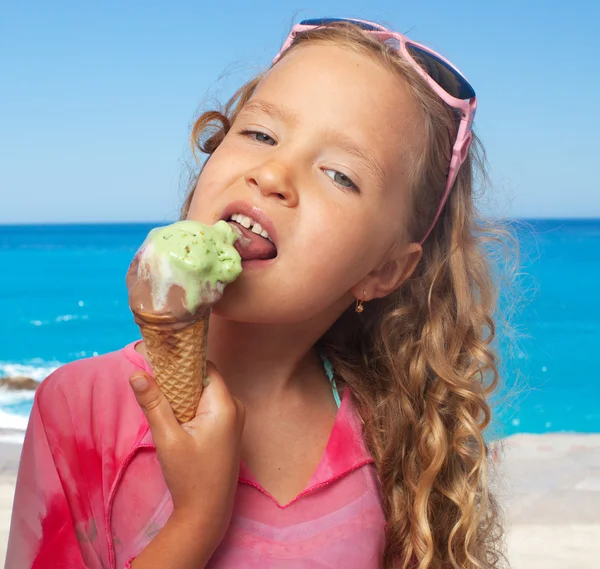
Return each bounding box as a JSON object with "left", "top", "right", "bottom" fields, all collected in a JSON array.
[{"left": 6, "top": 18, "right": 505, "bottom": 569}]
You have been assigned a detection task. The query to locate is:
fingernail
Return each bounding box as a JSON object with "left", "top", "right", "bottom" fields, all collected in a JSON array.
[
  {"left": 131, "top": 374, "right": 148, "bottom": 391},
  {"left": 202, "top": 375, "right": 211, "bottom": 388}
]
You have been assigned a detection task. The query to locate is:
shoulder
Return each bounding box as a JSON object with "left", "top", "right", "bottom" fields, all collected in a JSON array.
[
  {"left": 35, "top": 342, "right": 150, "bottom": 454},
  {"left": 37, "top": 342, "right": 146, "bottom": 404}
]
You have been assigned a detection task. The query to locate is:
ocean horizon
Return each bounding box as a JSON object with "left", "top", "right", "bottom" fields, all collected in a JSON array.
[{"left": 1, "top": 219, "right": 599, "bottom": 441}]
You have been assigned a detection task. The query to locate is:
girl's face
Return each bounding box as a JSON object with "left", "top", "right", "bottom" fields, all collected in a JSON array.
[{"left": 187, "top": 42, "right": 422, "bottom": 324}]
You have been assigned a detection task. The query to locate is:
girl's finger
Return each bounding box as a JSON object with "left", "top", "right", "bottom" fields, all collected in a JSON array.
[
  {"left": 129, "top": 371, "right": 180, "bottom": 443},
  {"left": 195, "top": 362, "right": 244, "bottom": 424}
]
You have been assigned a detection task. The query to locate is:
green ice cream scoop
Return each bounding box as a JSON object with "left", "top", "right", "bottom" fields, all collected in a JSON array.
[{"left": 141, "top": 220, "right": 242, "bottom": 314}]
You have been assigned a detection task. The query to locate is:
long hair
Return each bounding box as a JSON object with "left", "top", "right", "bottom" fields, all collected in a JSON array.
[{"left": 182, "top": 22, "right": 510, "bottom": 569}]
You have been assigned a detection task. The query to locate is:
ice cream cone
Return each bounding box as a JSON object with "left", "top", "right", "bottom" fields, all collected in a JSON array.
[
  {"left": 135, "top": 309, "right": 210, "bottom": 423},
  {"left": 126, "top": 220, "right": 242, "bottom": 422}
]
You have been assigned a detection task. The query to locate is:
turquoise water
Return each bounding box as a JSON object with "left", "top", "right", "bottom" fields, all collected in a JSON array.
[{"left": 0, "top": 220, "right": 598, "bottom": 436}]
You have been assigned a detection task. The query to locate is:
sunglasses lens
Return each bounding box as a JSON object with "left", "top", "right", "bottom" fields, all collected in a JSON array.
[
  {"left": 405, "top": 44, "right": 475, "bottom": 100},
  {"left": 299, "top": 18, "right": 381, "bottom": 31}
]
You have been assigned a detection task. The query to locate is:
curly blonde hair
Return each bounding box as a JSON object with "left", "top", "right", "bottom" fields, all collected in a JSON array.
[{"left": 181, "top": 22, "right": 509, "bottom": 569}]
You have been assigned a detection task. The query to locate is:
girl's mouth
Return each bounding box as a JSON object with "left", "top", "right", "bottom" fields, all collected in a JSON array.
[
  {"left": 227, "top": 216, "right": 278, "bottom": 262},
  {"left": 220, "top": 202, "right": 280, "bottom": 265}
]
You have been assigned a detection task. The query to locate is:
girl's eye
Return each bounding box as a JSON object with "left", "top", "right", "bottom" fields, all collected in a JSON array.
[
  {"left": 239, "top": 129, "right": 276, "bottom": 146},
  {"left": 324, "top": 169, "right": 360, "bottom": 193}
]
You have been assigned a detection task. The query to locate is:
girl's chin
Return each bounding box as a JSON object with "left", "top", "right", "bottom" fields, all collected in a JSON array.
[{"left": 210, "top": 297, "right": 308, "bottom": 326}]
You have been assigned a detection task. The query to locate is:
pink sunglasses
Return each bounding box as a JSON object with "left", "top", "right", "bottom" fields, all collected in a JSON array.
[{"left": 273, "top": 18, "right": 477, "bottom": 244}]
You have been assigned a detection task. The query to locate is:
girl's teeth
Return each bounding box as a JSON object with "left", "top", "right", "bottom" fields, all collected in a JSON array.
[{"left": 228, "top": 212, "right": 272, "bottom": 241}]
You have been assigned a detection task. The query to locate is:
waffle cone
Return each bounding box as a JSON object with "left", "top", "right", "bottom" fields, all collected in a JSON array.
[{"left": 136, "top": 311, "right": 209, "bottom": 423}]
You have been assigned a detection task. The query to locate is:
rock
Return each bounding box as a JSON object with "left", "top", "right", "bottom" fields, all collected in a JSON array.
[{"left": 0, "top": 376, "right": 39, "bottom": 391}]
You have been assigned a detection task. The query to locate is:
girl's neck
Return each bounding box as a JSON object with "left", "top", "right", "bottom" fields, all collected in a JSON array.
[{"left": 206, "top": 314, "right": 329, "bottom": 403}]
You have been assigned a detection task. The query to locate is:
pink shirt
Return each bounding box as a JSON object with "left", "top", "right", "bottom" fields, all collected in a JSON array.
[{"left": 6, "top": 341, "right": 385, "bottom": 568}]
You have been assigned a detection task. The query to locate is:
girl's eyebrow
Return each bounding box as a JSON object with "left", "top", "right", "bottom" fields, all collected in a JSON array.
[
  {"left": 241, "top": 99, "right": 386, "bottom": 184},
  {"left": 323, "top": 129, "right": 386, "bottom": 185},
  {"left": 240, "top": 100, "right": 299, "bottom": 127}
]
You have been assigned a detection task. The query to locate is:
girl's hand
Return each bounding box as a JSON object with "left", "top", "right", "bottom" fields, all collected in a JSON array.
[{"left": 129, "top": 362, "right": 245, "bottom": 568}]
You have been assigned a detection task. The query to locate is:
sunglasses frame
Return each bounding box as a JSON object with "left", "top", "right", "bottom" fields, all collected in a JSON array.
[{"left": 273, "top": 18, "right": 478, "bottom": 244}]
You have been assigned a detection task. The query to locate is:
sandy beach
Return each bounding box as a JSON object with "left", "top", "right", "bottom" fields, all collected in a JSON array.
[
  {"left": 494, "top": 434, "right": 600, "bottom": 568},
  {"left": 0, "top": 438, "right": 21, "bottom": 567},
  {"left": 1, "top": 432, "right": 599, "bottom": 568}
]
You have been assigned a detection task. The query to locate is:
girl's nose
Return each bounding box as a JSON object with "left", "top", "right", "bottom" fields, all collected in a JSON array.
[{"left": 244, "top": 161, "right": 299, "bottom": 207}]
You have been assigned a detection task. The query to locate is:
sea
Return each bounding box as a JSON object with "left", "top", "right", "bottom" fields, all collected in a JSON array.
[{"left": 0, "top": 220, "right": 598, "bottom": 442}]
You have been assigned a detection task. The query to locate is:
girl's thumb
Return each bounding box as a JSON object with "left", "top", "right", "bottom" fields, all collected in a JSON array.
[{"left": 129, "top": 371, "right": 178, "bottom": 436}]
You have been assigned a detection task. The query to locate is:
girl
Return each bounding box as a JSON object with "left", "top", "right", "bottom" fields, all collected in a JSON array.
[{"left": 6, "top": 18, "right": 506, "bottom": 569}]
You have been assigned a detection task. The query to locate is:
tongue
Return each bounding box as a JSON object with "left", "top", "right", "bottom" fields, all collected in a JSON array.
[{"left": 229, "top": 222, "right": 277, "bottom": 261}]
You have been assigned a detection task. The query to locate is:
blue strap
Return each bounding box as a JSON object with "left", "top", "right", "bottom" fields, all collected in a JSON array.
[{"left": 318, "top": 347, "right": 341, "bottom": 409}]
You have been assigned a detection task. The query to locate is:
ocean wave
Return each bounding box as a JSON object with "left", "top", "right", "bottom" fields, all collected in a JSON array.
[
  {"left": 0, "top": 388, "right": 36, "bottom": 422},
  {"left": 0, "top": 389, "right": 35, "bottom": 403},
  {"left": 0, "top": 408, "right": 29, "bottom": 431},
  {"left": 56, "top": 314, "right": 90, "bottom": 323},
  {"left": 30, "top": 314, "right": 90, "bottom": 326},
  {"left": 0, "top": 361, "right": 61, "bottom": 381},
  {"left": 0, "top": 360, "right": 62, "bottom": 424}
]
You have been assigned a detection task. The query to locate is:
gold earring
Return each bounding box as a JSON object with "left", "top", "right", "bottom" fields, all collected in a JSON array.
[{"left": 355, "top": 290, "right": 366, "bottom": 313}]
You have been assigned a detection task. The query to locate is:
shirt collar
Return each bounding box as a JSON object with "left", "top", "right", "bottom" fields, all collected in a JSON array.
[
  {"left": 238, "top": 389, "right": 374, "bottom": 507},
  {"left": 124, "top": 341, "right": 374, "bottom": 505}
]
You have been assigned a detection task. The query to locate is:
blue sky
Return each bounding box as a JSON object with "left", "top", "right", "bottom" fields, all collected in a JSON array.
[{"left": 1, "top": 0, "right": 597, "bottom": 223}]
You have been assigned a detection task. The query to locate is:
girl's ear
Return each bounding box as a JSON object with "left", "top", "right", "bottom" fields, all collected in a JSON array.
[{"left": 352, "top": 243, "right": 422, "bottom": 301}]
